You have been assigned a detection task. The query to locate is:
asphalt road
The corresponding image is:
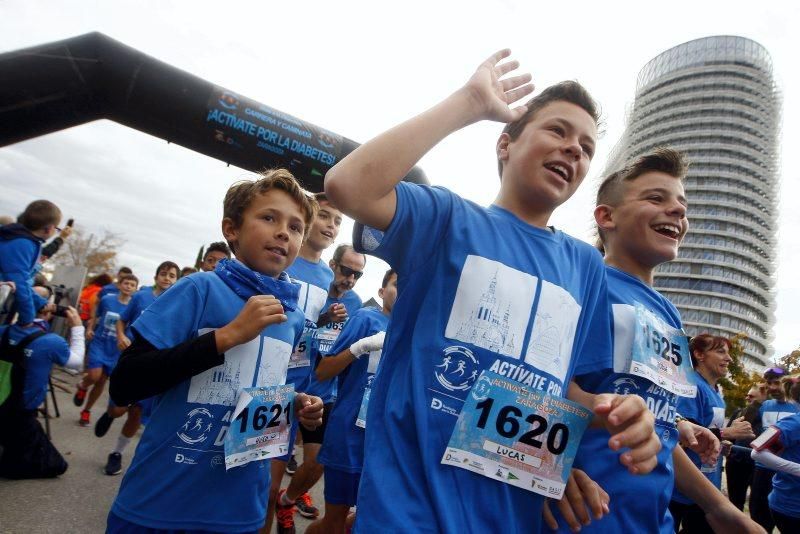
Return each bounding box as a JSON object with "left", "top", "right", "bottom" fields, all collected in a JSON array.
[{"left": 0, "top": 369, "right": 323, "bottom": 533}]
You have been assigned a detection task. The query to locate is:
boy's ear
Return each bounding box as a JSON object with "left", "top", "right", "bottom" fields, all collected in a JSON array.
[
  {"left": 329, "top": 259, "right": 336, "bottom": 270},
  {"left": 221, "top": 218, "right": 238, "bottom": 250},
  {"left": 496, "top": 133, "right": 511, "bottom": 164},
  {"left": 378, "top": 286, "right": 385, "bottom": 300},
  {"left": 594, "top": 204, "right": 616, "bottom": 233}
]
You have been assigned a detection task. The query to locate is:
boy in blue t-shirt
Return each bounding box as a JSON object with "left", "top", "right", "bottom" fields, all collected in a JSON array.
[
  {"left": 307, "top": 268, "right": 396, "bottom": 534},
  {"left": 548, "top": 149, "right": 760, "bottom": 533},
  {"left": 325, "top": 50, "right": 660, "bottom": 533},
  {"left": 91, "top": 261, "right": 180, "bottom": 476},
  {"left": 0, "top": 200, "right": 61, "bottom": 325},
  {"left": 75, "top": 273, "right": 138, "bottom": 427},
  {"left": 267, "top": 193, "right": 342, "bottom": 532},
  {"left": 106, "top": 169, "right": 323, "bottom": 533}
]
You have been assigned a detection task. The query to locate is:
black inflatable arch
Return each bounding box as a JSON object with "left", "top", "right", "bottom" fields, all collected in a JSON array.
[{"left": 0, "top": 32, "right": 427, "bottom": 192}]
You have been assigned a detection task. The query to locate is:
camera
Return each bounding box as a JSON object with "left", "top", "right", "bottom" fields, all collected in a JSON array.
[{"left": 54, "top": 305, "right": 70, "bottom": 317}]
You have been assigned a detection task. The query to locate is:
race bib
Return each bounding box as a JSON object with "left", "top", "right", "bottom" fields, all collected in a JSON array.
[
  {"left": 223, "top": 384, "right": 295, "bottom": 470},
  {"left": 355, "top": 348, "right": 383, "bottom": 429},
  {"left": 441, "top": 371, "right": 592, "bottom": 498},
  {"left": 288, "top": 327, "right": 316, "bottom": 370},
  {"left": 103, "top": 312, "right": 120, "bottom": 337},
  {"left": 629, "top": 303, "right": 695, "bottom": 397},
  {"left": 317, "top": 320, "right": 345, "bottom": 354}
]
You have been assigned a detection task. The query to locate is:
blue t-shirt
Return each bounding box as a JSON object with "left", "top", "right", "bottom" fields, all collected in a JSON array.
[
  {"left": 110, "top": 271, "right": 305, "bottom": 531},
  {"left": 757, "top": 399, "right": 800, "bottom": 469},
  {"left": 768, "top": 413, "right": 800, "bottom": 518},
  {"left": 557, "top": 267, "right": 683, "bottom": 533},
  {"left": 89, "top": 294, "right": 129, "bottom": 362},
  {"left": 672, "top": 372, "right": 726, "bottom": 503},
  {"left": 120, "top": 288, "right": 158, "bottom": 338},
  {"left": 308, "top": 292, "right": 362, "bottom": 402},
  {"left": 285, "top": 257, "right": 334, "bottom": 393},
  {"left": 1, "top": 321, "right": 69, "bottom": 410},
  {"left": 318, "top": 307, "right": 389, "bottom": 473},
  {"left": 0, "top": 229, "right": 46, "bottom": 324},
  {"left": 98, "top": 282, "right": 119, "bottom": 300},
  {"left": 352, "top": 182, "right": 612, "bottom": 533}
]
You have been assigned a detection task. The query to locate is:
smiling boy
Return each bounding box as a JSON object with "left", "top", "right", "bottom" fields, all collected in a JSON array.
[
  {"left": 325, "top": 50, "right": 659, "bottom": 532},
  {"left": 106, "top": 169, "right": 324, "bottom": 533}
]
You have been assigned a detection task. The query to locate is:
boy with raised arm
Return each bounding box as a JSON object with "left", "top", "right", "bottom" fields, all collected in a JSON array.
[
  {"left": 325, "top": 50, "right": 660, "bottom": 532},
  {"left": 106, "top": 169, "right": 323, "bottom": 533}
]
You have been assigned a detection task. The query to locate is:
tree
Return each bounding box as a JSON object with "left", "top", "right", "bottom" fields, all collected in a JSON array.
[
  {"left": 719, "top": 333, "right": 762, "bottom": 416},
  {"left": 44, "top": 226, "right": 125, "bottom": 279},
  {"left": 775, "top": 349, "right": 800, "bottom": 375}
]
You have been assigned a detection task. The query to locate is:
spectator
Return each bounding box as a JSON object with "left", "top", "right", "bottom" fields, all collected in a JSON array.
[
  {"left": 40, "top": 223, "right": 73, "bottom": 260},
  {"left": 78, "top": 274, "right": 114, "bottom": 323},
  {"left": 0, "top": 286, "right": 84, "bottom": 479},
  {"left": 727, "top": 384, "right": 767, "bottom": 510},
  {"left": 0, "top": 200, "right": 61, "bottom": 325}
]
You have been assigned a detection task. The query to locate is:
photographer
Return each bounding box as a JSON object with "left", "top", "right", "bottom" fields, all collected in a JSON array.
[{"left": 0, "top": 286, "right": 84, "bottom": 479}]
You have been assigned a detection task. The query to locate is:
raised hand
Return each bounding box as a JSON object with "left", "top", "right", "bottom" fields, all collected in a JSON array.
[{"left": 462, "top": 49, "right": 534, "bottom": 124}]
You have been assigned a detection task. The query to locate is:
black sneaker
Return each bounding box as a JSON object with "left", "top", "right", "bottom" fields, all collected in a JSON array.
[
  {"left": 295, "top": 492, "right": 319, "bottom": 518},
  {"left": 285, "top": 454, "right": 297, "bottom": 475},
  {"left": 94, "top": 412, "right": 114, "bottom": 438},
  {"left": 105, "top": 452, "right": 122, "bottom": 476}
]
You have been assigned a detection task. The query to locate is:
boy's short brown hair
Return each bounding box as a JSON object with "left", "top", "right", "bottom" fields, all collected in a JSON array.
[
  {"left": 497, "top": 81, "right": 600, "bottom": 178},
  {"left": 223, "top": 169, "right": 318, "bottom": 253},
  {"left": 595, "top": 147, "right": 689, "bottom": 249},
  {"left": 118, "top": 273, "right": 139, "bottom": 285},
  {"left": 18, "top": 200, "right": 62, "bottom": 231}
]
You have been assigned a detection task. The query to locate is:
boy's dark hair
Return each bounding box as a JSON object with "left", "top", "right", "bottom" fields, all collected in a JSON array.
[
  {"left": 18, "top": 200, "right": 61, "bottom": 231},
  {"left": 332, "top": 243, "right": 365, "bottom": 266},
  {"left": 689, "top": 334, "right": 731, "bottom": 367},
  {"left": 155, "top": 261, "right": 180, "bottom": 277},
  {"left": 181, "top": 266, "right": 198, "bottom": 277},
  {"left": 117, "top": 266, "right": 133, "bottom": 276},
  {"left": 595, "top": 148, "right": 689, "bottom": 251},
  {"left": 497, "top": 81, "right": 600, "bottom": 178},
  {"left": 223, "top": 169, "right": 318, "bottom": 253},
  {"left": 314, "top": 192, "right": 329, "bottom": 204},
  {"left": 381, "top": 268, "right": 397, "bottom": 288},
  {"left": 205, "top": 241, "right": 231, "bottom": 259},
  {"left": 118, "top": 273, "right": 138, "bottom": 285}
]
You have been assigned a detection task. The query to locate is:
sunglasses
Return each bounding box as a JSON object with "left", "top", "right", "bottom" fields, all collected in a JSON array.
[{"left": 337, "top": 264, "right": 364, "bottom": 280}]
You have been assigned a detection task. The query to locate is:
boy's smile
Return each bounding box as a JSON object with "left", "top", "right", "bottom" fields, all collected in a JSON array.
[
  {"left": 601, "top": 171, "right": 688, "bottom": 276},
  {"left": 496, "top": 101, "right": 596, "bottom": 227},
  {"left": 223, "top": 189, "right": 305, "bottom": 277}
]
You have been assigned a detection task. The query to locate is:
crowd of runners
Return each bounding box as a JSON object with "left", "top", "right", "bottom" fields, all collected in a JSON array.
[{"left": 2, "top": 49, "right": 800, "bottom": 534}]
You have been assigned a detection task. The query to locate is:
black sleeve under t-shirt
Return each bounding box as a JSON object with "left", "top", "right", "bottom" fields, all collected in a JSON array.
[{"left": 109, "top": 330, "right": 223, "bottom": 406}]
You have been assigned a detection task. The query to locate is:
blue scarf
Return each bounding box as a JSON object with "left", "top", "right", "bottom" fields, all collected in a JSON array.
[{"left": 214, "top": 258, "right": 299, "bottom": 313}]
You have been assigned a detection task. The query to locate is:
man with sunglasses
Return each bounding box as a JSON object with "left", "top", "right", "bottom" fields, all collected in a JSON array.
[{"left": 750, "top": 367, "right": 800, "bottom": 531}]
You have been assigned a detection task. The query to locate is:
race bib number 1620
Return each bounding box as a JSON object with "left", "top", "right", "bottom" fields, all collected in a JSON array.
[{"left": 441, "top": 371, "right": 592, "bottom": 499}]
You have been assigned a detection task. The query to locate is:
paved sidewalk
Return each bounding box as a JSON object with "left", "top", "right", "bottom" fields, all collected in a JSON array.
[{"left": 0, "top": 370, "right": 322, "bottom": 533}]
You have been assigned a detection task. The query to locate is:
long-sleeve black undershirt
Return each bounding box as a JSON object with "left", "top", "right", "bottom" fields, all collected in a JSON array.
[{"left": 109, "top": 329, "right": 223, "bottom": 407}]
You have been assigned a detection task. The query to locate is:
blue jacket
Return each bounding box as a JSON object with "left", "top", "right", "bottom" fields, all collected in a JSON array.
[{"left": 0, "top": 224, "right": 48, "bottom": 324}]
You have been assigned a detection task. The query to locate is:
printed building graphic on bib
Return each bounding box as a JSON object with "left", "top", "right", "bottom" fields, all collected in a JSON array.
[
  {"left": 188, "top": 332, "right": 291, "bottom": 406},
  {"left": 445, "top": 256, "right": 537, "bottom": 359}
]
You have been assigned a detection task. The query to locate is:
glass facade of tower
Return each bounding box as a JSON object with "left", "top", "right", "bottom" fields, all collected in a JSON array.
[{"left": 608, "top": 36, "right": 780, "bottom": 368}]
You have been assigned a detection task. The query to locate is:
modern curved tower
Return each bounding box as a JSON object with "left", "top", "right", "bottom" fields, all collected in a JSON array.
[{"left": 607, "top": 36, "right": 780, "bottom": 368}]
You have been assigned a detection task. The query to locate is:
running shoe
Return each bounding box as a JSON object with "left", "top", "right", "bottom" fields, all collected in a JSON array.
[
  {"left": 285, "top": 454, "right": 297, "bottom": 475},
  {"left": 105, "top": 452, "right": 122, "bottom": 475},
  {"left": 94, "top": 412, "right": 114, "bottom": 437},
  {"left": 79, "top": 409, "right": 91, "bottom": 427},
  {"left": 295, "top": 492, "right": 319, "bottom": 518},
  {"left": 275, "top": 489, "right": 296, "bottom": 534},
  {"left": 73, "top": 385, "right": 87, "bottom": 407}
]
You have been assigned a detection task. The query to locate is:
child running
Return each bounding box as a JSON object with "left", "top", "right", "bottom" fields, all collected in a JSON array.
[{"left": 106, "top": 169, "right": 323, "bottom": 533}]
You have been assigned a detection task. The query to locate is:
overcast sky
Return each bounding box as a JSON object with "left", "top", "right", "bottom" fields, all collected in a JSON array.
[{"left": 2, "top": 1, "right": 798, "bottom": 361}]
